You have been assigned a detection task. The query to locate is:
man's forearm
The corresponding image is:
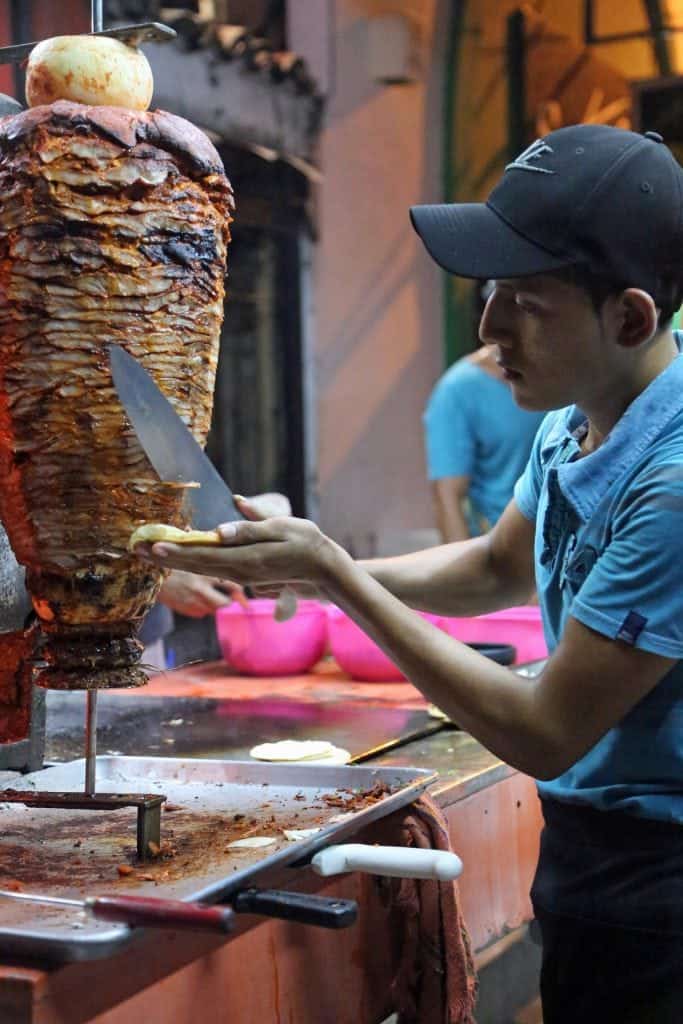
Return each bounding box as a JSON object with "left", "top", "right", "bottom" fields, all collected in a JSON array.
[{"left": 357, "top": 535, "right": 520, "bottom": 617}]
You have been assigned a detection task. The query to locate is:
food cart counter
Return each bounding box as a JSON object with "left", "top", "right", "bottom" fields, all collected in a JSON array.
[{"left": 0, "top": 661, "right": 543, "bottom": 1024}]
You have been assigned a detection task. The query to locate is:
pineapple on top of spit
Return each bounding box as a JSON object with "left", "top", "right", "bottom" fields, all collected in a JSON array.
[{"left": 0, "top": 34, "right": 234, "bottom": 689}]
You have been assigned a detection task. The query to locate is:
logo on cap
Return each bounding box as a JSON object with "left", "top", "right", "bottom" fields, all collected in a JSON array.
[{"left": 506, "top": 139, "right": 555, "bottom": 175}]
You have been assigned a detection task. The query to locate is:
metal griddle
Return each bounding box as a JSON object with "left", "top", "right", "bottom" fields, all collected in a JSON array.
[
  {"left": 0, "top": 755, "right": 435, "bottom": 962},
  {"left": 44, "top": 691, "right": 448, "bottom": 766}
]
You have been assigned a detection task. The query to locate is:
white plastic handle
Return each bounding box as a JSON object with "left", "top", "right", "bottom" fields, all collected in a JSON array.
[{"left": 310, "top": 843, "right": 463, "bottom": 881}]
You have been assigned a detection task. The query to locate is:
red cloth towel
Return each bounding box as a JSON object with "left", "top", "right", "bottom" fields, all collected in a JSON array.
[{"left": 389, "top": 793, "right": 478, "bottom": 1024}]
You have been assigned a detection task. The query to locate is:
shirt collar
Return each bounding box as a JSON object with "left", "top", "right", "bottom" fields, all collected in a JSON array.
[
  {"left": 540, "top": 406, "right": 584, "bottom": 458},
  {"left": 555, "top": 351, "right": 683, "bottom": 522}
]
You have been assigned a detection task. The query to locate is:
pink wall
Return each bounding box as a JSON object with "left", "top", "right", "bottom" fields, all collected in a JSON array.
[{"left": 311, "top": 0, "right": 448, "bottom": 553}]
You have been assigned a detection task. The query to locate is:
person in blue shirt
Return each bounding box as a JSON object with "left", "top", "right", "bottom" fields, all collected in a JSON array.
[
  {"left": 135, "top": 125, "right": 683, "bottom": 1022},
  {"left": 424, "top": 340, "right": 545, "bottom": 540}
]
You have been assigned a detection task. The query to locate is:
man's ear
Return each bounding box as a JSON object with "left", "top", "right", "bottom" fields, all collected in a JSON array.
[{"left": 613, "top": 288, "right": 658, "bottom": 348}]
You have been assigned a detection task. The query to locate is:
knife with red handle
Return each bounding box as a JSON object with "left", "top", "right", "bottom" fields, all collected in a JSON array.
[{"left": 0, "top": 890, "right": 235, "bottom": 934}]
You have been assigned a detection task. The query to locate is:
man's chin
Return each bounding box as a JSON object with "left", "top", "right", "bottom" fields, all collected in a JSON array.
[{"left": 509, "top": 382, "right": 558, "bottom": 413}]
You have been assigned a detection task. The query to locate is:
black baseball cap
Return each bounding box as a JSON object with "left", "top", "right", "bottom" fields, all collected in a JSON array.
[{"left": 410, "top": 124, "right": 683, "bottom": 296}]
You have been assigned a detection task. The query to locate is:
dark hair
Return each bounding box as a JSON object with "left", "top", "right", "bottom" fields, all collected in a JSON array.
[{"left": 550, "top": 265, "right": 683, "bottom": 330}]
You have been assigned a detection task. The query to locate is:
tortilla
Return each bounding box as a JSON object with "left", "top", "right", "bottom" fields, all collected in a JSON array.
[
  {"left": 250, "top": 740, "right": 352, "bottom": 765},
  {"left": 227, "top": 836, "right": 277, "bottom": 850},
  {"left": 129, "top": 523, "right": 222, "bottom": 550},
  {"left": 283, "top": 828, "right": 322, "bottom": 841},
  {"left": 249, "top": 740, "right": 336, "bottom": 762}
]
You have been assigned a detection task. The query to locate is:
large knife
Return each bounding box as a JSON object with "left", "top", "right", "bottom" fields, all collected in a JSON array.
[
  {"left": 109, "top": 345, "right": 300, "bottom": 621},
  {"left": 108, "top": 344, "right": 242, "bottom": 530}
]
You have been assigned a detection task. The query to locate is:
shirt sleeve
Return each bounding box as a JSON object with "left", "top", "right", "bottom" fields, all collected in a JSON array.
[
  {"left": 571, "top": 462, "right": 683, "bottom": 657},
  {"left": 423, "top": 371, "right": 474, "bottom": 481}
]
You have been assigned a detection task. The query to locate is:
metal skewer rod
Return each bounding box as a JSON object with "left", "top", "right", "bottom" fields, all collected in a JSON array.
[
  {"left": 92, "top": 0, "right": 104, "bottom": 34},
  {"left": 84, "top": 690, "right": 98, "bottom": 795}
]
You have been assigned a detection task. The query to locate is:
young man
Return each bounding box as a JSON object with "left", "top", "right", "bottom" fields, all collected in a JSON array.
[{"left": 136, "top": 125, "right": 683, "bottom": 1022}]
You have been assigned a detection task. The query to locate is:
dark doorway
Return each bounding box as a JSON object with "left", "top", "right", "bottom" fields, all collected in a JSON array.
[
  {"left": 168, "top": 142, "right": 312, "bottom": 666},
  {"left": 206, "top": 141, "right": 311, "bottom": 518}
]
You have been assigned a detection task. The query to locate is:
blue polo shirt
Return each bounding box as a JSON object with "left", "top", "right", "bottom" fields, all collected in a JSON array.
[
  {"left": 514, "top": 344, "right": 683, "bottom": 823},
  {"left": 424, "top": 361, "right": 544, "bottom": 532}
]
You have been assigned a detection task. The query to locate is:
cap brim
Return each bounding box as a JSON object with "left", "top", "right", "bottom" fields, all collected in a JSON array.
[{"left": 410, "top": 202, "right": 570, "bottom": 279}]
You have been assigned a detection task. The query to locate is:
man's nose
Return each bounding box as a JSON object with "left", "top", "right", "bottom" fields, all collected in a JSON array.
[{"left": 479, "top": 294, "right": 512, "bottom": 347}]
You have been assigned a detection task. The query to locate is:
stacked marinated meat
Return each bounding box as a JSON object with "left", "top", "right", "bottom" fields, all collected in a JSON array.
[{"left": 0, "top": 101, "right": 234, "bottom": 689}]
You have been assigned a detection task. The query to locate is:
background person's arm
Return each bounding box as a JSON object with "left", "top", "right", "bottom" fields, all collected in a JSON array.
[
  {"left": 432, "top": 474, "right": 472, "bottom": 542},
  {"left": 157, "top": 570, "right": 235, "bottom": 617},
  {"left": 423, "top": 363, "right": 477, "bottom": 538}
]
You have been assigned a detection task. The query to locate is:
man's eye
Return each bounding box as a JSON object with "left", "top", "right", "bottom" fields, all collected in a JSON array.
[{"left": 515, "top": 296, "right": 540, "bottom": 314}]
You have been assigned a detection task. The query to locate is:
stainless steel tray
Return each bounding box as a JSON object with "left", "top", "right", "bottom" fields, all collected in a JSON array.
[{"left": 0, "top": 756, "right": 435, "bottom": 962}]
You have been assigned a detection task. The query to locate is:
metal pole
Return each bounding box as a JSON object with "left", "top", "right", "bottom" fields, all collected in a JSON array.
[
  {"left": 92, "top": 0, "right": 104, "bottom": 34},
  {"left": 9, "top": 0, "right": 31, "bottom": 108},
  {"left": 642, "top": 0, "right": 672, "bottom": 77},
  {"left": 84, "top": 690, "right": 98, "bottom": 795},
  {"left": 87, "top": 1, "right": 103, "bottom": 797},
  {"left": 506, "top": 9, "right": 527, "bottom": 164}
]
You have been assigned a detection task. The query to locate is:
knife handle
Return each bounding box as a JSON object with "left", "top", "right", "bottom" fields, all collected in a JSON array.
[
  {"left": 231, "top": 888, "right": 357, "bottom": 929},
  {"left": 85, "top": 895, "right": 235, "bottom": 933},
  {"left": 311, "top": 844, "right": 463, "bottom": 881}
]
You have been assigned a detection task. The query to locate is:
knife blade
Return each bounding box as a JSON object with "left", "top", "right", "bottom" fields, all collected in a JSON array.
[
  {"left": 108, "top": 344, "right": 242, "bottom": 530},
  {"left": 0, "top": 24, "right": 177, "bottom": 65}
]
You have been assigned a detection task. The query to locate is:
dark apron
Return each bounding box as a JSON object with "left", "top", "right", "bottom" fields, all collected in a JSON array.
[{"left": 531, "top": 798, "right": 683, "bottom": 1024}]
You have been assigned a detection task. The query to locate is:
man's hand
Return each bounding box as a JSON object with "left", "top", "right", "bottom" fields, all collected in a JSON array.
[
  {"left": 157, "top": 570, "right": 238, "bottom": 618},
  {"left": 136, "top": 495, "right": 321, "bottom": 620},
  {"left": 138, "top": 511, "right": 340, "bottom": 592}
]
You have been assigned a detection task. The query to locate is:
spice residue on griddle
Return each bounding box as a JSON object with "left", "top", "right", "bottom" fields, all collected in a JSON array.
[
  {"left": 321, "top": 781, "right": 392, "bottom": 810},
  {"left": 0, "top": 782, "right": 398, "bottom": 896}
]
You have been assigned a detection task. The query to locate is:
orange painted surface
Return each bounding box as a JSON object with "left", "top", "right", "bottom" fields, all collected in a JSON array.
[
  {"left": 0, "top": 871, "right": 397, "bottom": 1024},
  {"left": 445, "top": 773, "right": 542, "bottom": 951},
  {"left": 133, "top": 658, "right": 429, "bottom": 707}
]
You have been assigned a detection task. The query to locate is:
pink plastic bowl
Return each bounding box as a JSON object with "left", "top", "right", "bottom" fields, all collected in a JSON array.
[
  {"left": 216, "top": 599, "right": 327, "bottom": 676},
  {"left": 439, "top": 605, "right": 547, "bottom": 665},
  {"left": 327, "top": 606, "right": 444, "bottom": 682}
]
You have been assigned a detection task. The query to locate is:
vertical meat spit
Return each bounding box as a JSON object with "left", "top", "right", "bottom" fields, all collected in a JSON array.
[{"left": 0, "top": 2, "right": 191, "bottom": 854}]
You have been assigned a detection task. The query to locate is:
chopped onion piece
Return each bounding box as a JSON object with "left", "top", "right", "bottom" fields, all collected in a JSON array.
[
  {"left": 227, "top": 836, "right": 277, "bottom": 850},
  {"left": 282, "top": 828, "right": 322, "bottom": 842}
]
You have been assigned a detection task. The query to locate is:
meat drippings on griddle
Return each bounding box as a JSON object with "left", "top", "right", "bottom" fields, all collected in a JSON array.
[{"left": 0, "top": 102, "right": 234, "bottom": 689}]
